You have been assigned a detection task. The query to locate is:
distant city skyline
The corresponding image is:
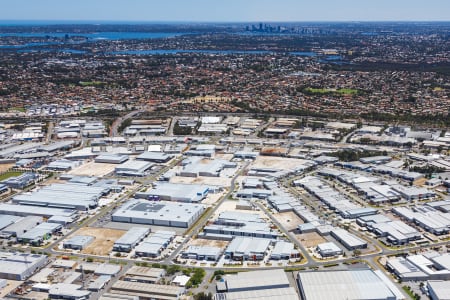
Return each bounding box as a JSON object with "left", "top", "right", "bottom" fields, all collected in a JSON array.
[{"left": 1, "top": 0, "right": 449, "bottom": 22}]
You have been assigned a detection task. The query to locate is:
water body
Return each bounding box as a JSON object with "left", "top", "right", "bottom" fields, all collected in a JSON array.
[
  {"left": 0, "top": 32, "right": 185, "bottom": 40},
  {"left": 17, "top": 49, "right": 87, "bottom": 54}
]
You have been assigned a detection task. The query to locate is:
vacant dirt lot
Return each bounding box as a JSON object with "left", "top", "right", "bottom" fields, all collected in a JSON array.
[
  {"left": 0, "top": 164, "right": 14, "bottom": 173},
  {"left": 170, "top": 175, "right": 232, "bottom": 187},
  {"left": 68, "top": 161, "right": 116, "bottom": 177},
  {"left": 294, "top": 232, "right": 326, "bottom": 248},
  {"left": 273, "top": 211, "right": 304, "bottom": 231},
  {"left": 72, "top": 227, "right": 126, "bottom": 255},
  {"left": 188, "top": 238, "right": 229, "bottom": 249},
  {"left": 252, "top": 156, "right": 311, "bottom": 171}
]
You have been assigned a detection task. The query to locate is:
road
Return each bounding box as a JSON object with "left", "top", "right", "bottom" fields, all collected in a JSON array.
[
  {"left": 109, "top": 109, "right": 145, "bottom": 137},
  {"left": 165, "top": 161, "right": 251, "bottom": 263}
]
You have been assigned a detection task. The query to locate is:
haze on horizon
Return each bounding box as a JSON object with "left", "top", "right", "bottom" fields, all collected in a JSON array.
[{"left": 1, "top": 0, "right": 449, "bottom": 23}]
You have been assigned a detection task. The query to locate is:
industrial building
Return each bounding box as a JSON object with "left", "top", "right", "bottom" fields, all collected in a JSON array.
[
  {"left": 224, "top": 237, "right": 271, "bottom": 261},
  {"left": 1, "top": 173, "right": 38, "bottom": 189},
  {"left": 316, "top": 242, "right": 343, "bottom": 257},
  {"left": 0, "top": 214, "right": 22, "bottom": 231},
  {"left": 357, "top": 215, "right": 421, "bottom": 245},
  {"left": 203, "top": 211, "right": 278, "bottom": 240},
  {"left": 294, "top": 176, "right": 372, "bottom": 219},
  {"left": 136, "top": 182, "right": 210, "bottom": 203},
  {"left": 1, "top": 216, "right": 42, "bottom": 238},
  {"left": 115, "top": 160, "right": 153, "bottom": 176},
  {"left": 113, "top": 227, "right": 150, "bottom": 252},
  {"left": 179, "top": 157, "right": 236, "bottom": 177},
  {"left": 136, "top": 151, "right": 173, "bottom": 163},
  {"left": 386, "top": 251, "right": 450, "bottom": 281},
  {"left": 297, "top": 269, "right": 403, "bottom": 300},
  {"left": 48, "top": 283, "right": 91, "bottom": 300},
  {"left": 270, "top": 241, "right": 300, "bottom": 260},
  {"left": 112, "top": 199, "right": 205, "bottom": 228},
  {"left": 110, "top": 280, "right": 185, "bottom": 300},
  {"left": 63, "top": 235, "right": 95, "bottom": 250},
  {"left": 95, "top": 154, "right": 129, "bottom": 164},
  {"left": 393, "top": 206, "right": 450, "bottom": 235},
  {"left": 134, "top": 231, "right": 176, "bottom": 258},
  {"left": 330, "top": 228, "right": 367, "bottom": 250},
  {"left": 181, "top": 245, "right": 223, "bottom": 261},
  {"left": 0, "top": 251, "right": 48, "bottom": 280},
  {"left": 427, "top": 280, "right": 450, "bottom": 300},
  {"left": 12, "top": 183, "right": 109, "bottom": 210},
  {"left": 215, "top": 269, "right": 298, "bottom": 300},
  {"left": 122, "top": 266, "right": 166, "bottom": 284},
  {"left": 16, "top": 222, "right": 62, "bottom": 245},
  {"left": 46, "top": 159, "right": 82, "bottom": 171},
  {"left": 0, "top": 203, "right": 76, "bottom": 218}
]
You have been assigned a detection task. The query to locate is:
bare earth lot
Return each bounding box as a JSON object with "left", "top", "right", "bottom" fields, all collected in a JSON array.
[
  {"left": 273, "top": 211, "right": 304, "bottom": 231},
  {"left": 71, "top": 227, "right": 126, "bottom": 256},
  {"left": 0, "top": 164, "right": 14, "bottom": 173},
  {"left": 68, "top": 161, "right": 116, "bottom": 177},
  {"left": 188, "top": 238, "right": 229, "bottom": 249},
  {"left": 294, "top": 232, "right": 326, "bottom": 248}
]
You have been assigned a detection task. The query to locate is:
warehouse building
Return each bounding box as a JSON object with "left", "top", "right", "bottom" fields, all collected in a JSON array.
[
  {"left": 12, "top": 183, "right": 108, "bottom": 210},
  {"left": 295, "top": 176, "right": 367, "bottom": 218},
  {"left": 215, "top": 269, "right": 298, "bottom": 300},
  {"left": 48, "top": 283, "right": 91, "bottom": 300},
  {"left": 0, "top": 251, "right": 48, "bottom": 280},
  {"left": 134, "top": 231, "right": 176, "bottom": 258},
  {"left": 17, "top": 222, "right": 62, "bottom": 245},
  {"left": 0, "top": 184, "right": 8, "bottom": 194},
  {"left": 136, "top": 151, "right": 173, "bottom": 163},
  {"left": 392, "top": 206, "right": 450, "bottom": 235},
  {"left": 180, "top": 157, "right": 236, "bottom": 177},
  {"left": 203, "top": 211, "right": 278, "bottom": 240},
  {"left": 95, "top": 154, "right": 129, "bottom": 164},
  {"left": 112, "top": 199, "right": 205, "bottom": 228},
  {"left": 113, "top": 227, "right": 150, "bottom": 252},
  {"left": 110, "top": 280, "right": 184, "bottom": 300},
  {"left": 297, "top": 269, "right": 402, "bottom": 300},
  {"left": 2, "top": 173, "right": 38, "bottom": 189},
  {"left": 0, "top": 214, "right": 21, "bottom": 231},
  {"left": 233, "top": 151, "right": 259, "bottom": 160},
  {"left": 316, "top": 242, "right": 343, "bottom": 258},
  {"left": 427, "top": 280, "right": 450, "bottom": 300},
  {"left": 224, "top": 237, "right": 271, "bottom": 261},
  {"left": 270, "top": 241, "right": 300, "bottom": 260},
  {"left": 386, "top": 251, "right": 450, "bottom": 281},
  {"left": 236, "top": 188, "right": 273, "bottom": 200},
  {"left": 0, "top": 203, "right": 76, "bottom": 218},
  {"left": 115, "top": 160, "right": 153, "bottom": 177},
  {"left": 181, "top": 245, "right": 223, "bottom": 261},
  {"left": 330, "top": 228, "right": 367, "bottom": 250},
  {"left": 122, "top": 266, "right": 166, "bottom": 284},
  {"left": 63, "top": 235, "right": 95, "bottom": 250},
  {"left": 1, "top": 216, "right": 42, "bottom": 238},
  {"left": 136, "top": 182, "right": 209, "bottom": 203},
  {"left": 390, "top": 185, "right": 436, "bottom": 201},
  {"left": 46, "top": 159, "right": 82, "bottom": 171}
]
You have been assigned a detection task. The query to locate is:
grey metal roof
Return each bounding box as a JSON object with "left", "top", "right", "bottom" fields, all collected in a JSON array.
[
  {"left": 0, "top": 203, "right": 76, "bottom": 217},
  {"left": 112, "top": 199, "right": 205, "bottom": 225},
  {"left": 225, "top": 269, "right": 290, "bottom": 292},
  {"left": 297, "top": 269, "right": 397, "bottom": 300},
  {"left": 114, "top": 227, "right": 150, "bottom": 246},
  {"left": 64, "top": 235, "right": 95, "bottom": 247}
]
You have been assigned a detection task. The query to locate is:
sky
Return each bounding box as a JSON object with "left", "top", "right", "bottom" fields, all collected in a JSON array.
[{"left": 0, "top": 0, "right": 449, "bottom": 22}]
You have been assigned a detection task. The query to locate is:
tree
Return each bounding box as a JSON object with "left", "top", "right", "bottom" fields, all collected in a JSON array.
[{"left": 194, "top": 292, "right": 213, "bottom": 300}]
